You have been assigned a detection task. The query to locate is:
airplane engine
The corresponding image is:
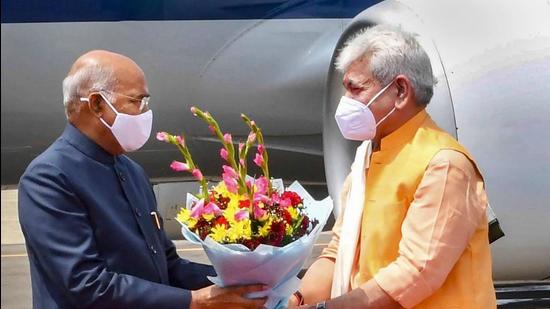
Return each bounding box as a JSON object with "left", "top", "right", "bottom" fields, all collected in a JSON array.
[{"left": 323, "top": 0, "right": 550, "bottom": 280}]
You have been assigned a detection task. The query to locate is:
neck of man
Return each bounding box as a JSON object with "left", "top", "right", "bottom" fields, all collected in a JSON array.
[
  {"left": 371, "top": 106, "right": 426, "bottom": 152},
  {"left": 69, "top": 115, "right": 124, "bottom": 156}
]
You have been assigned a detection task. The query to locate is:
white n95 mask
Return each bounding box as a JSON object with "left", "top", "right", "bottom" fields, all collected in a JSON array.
[
  {"left": 81, "top": 92, "right": 153, "bottom": 152},
  {"left": 334, "top": 79, "right": 396, "bottom": 141}
]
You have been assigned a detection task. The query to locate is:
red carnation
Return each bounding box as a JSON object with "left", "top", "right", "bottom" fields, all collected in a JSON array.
[
  {"left": 242, "top": 238, "right": 261, "bottom": 251},
  {"left": 239, "top": 199, "right": 251, "bottom": 209},
  {"left": 300, "top": 216, "right": 310, "bottom": 233},
  {"left": 216, "top": 195, "right": 230, "bottom": 209},
  {"left": 214, "top": 216, "right": 229, "bottom": 227},
  {"left": 268, "top": 221, "right": 286, "bottom": 246},
  {"left": 283, "top": 210, "right": 292, "bottom": 224},
  {"left": 282, "top": 191, "right": 302, "bottom": 206}
]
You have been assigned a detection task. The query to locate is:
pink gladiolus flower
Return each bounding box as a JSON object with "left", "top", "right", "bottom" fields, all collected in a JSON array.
[
  {"left": 253, "top": 203, "right": 267, "bottom": 219},
  {"left": 253, "top": 193, "right": 270, "bottom": 204},
  {"left": 235, "top": 209, "right": 249, "bottom": 221},
  {"left": 170, "top": 160, "right": 190, "bottom": 172},
  {"left": 239, "top": 143, "right": 245, "bottom": 152},
  {"left": 251, "top": 121, "right": 256, "bottom": 126},
  {"left": 222, "top": 165, "right": 238, "bottom": 179},
  {"left": 223, "top": 133, "right": 232, "bottom": 144},
  {"left": 247, "top": 132, "right": 256, "bottom": 144},
  {"left": 240, "top": 159, "right": 246, "bottom": 166},
  {"left": 223, "top": 175, "right": 238, "bottom": 193},
  {"left": 208, "top": 125, "right": 216, "bottom": 135},
  {"left": 190, "top": 199, "right": 205, "bottom": 218},
  {"left": 175, "top": 135, "right": 185, "bottom": 147},
  {"left": 253, "top": 153, "right": 264, "bottom": 167},
  {"left": 204, "top": 202, "right": 222, "bottom": 216},
  {"left": 156, "top": 132, "right": 169, "bottom": 142},
  {"left": 258, "top": 144, "right": 264, "bottom": 154},
  {"left": 220, "top": 148, "right": 229, "bottom": 161},
  {"left": 192, "top": 169, "right": 204, "bottom": 181},
  {"left": 255, "top": 177, "right": 268, "bottom": 194}
]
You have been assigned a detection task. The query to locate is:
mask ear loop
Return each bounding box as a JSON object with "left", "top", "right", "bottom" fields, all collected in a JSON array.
[
  {"left": 98, "top": 92, "right": 120, "bottom": 116},
  {"left": 376, "top": 106, "right": 397, "bottom": 126},
  {"left": 80, "top": 92, "right": 119, "bottom": 129},
  {"left": 79, "top": 95, "right": 100, "bottom": 115},
  {"left": 365, "top": 79, "right": 396, "bottom": 109},
  {"left": 369, "top": 79, "right": 397, "bottom": 126}
]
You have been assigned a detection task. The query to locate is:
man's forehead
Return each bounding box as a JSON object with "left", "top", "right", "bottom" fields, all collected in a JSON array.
[
  {"left": 114, "top": 70, "right": 149, "bottom": 96},
  {"left": 344, "top": 69, "right": 374, "bottom": 86},
  {"left": 345, "top": 58, "right": 375, "bottom": 83}
]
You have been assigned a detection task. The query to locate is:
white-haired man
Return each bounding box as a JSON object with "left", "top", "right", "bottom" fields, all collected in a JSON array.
[
  {"left": 291, "top": 26, "right": 496, "bottom": 308},
  {"left": 18, "top": 50, "right": 266, "bottom": 309}
]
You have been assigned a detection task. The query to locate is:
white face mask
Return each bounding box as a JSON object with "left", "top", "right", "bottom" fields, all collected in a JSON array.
[
  {"left": 81, "top": 92, "right": 153, "bottom": 152},
  {"left": 334, "top": 80, "right": 396, "bottom": 141}
]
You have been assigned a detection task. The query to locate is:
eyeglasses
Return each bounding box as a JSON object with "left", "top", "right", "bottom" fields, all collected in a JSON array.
[{"left": 101, "top": 90, "right": 150, "bottom": 112}]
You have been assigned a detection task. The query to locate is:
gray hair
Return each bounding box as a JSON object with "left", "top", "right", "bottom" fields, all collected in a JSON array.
[
  {"left": 336, "top": 25, "right": 436, "bottom": 106},
  {"left": 62, "top": 64, "right": 116, "bottom": 118}
]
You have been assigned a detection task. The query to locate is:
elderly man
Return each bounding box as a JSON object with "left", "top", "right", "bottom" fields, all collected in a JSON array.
[
  {"left": 291, "top": 26, "right": 497, "bottom": 308},
  {"left": 18, "top": 50, "right": 266, "bottom": 309}
]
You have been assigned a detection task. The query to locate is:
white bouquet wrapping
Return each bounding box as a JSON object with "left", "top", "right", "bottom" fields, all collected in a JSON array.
[{"left": 180, "top": 181, "right": 333, "bottom": 309}]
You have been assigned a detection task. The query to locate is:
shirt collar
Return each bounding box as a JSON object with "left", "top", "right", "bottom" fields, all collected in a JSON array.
[
  {"left": 380, "top": 109, "right": 429, "bottom": 151},
  {"left": 62, "top": 123, "right": 115, "bottom": 164}
]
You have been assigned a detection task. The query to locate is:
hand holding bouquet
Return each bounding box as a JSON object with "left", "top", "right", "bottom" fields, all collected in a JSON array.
[{"left": 158, "top": 107, "right": 333, "bottom": 308}]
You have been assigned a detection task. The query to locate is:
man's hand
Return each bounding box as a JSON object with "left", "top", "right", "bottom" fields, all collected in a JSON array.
[
  {"left": 287, "top": 293, "right": 301, "bottom": 308},
  {"left": 190, "top": 284, "right": 267, "bottom": 309}
]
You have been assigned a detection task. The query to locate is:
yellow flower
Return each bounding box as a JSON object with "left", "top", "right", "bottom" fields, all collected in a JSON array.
[
  {"left": 202, "top": 213, "right": 215, "bottom": 221},
  {"left": 176, "top": 208, "right": 197, "bottom": 229},
  {"left": 223, "top": 206, "right": 238, "bottom": 225},
  {"left": 287, "top": 206, "right": 300, "bottom": 221},
  {"left": 210, "top": 224, "right": 228, "bottom": 242},
  {"left": 258, "top": 217, "right": 273, "bottom": 237},
  {"left": 227, "top": 220, "right": 252, "bottom": 241},
  {"left": 285, "top": 223, "right": 294, "bottom": 236}
]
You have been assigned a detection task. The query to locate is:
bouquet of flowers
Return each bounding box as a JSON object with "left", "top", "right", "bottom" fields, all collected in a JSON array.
[{"left": 157, "top": 107, "right": 333, "bottom": 308}]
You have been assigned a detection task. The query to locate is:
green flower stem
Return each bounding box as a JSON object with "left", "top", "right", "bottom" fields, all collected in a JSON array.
[
  {"left": 241, "top": 114, "right": 272, "bottom": 195},
  {"left": 192, "top": 107, "right": 248, "bottom": 195},
  {"left": 168, "top": 133, "right": 208, "bottom": 200}
]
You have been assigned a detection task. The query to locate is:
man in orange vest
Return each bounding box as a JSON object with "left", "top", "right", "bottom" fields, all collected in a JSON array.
[{"left": 290, "top": 25, "right": 496, "bottom": 308}]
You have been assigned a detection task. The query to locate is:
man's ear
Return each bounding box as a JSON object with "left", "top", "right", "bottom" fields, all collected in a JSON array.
[
  {"left": 87, "top": 93, "right": 104, "bottom": 117},
  {"left": 394, "top": 75, "right": 411, "bottom": 109}
]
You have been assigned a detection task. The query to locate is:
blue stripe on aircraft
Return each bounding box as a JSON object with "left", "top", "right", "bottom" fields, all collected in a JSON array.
[{"left": 1, "top": 0, "right": 379, "bottom": 24}]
